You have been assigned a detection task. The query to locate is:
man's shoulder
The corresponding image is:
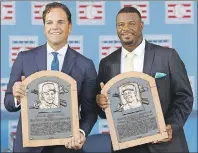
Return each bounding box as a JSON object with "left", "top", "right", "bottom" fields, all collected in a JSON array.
[
  {"left": 20, "top": 44, "right": 46, "bottom": 56},
  {"left": 101, "top": 48, "right": 121, "bottom": 63},
  {"left": 71, "top": 47, "right": 93, "bottom": 65},
  {"left": 148, "top": 42, "right": 174, "bottom": 53}
]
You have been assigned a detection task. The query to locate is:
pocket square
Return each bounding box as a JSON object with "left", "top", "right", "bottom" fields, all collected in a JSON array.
[{"left": 155, "top": 72, "right": 167, "bottom": 79}]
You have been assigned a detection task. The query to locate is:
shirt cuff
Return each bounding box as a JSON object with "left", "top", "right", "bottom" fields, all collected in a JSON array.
[
  {"left": 79, "top": 129, "right": 85, "bottom": 137},
  {"left": 14, "top": 97, "right": 21, "bottom": 108}
]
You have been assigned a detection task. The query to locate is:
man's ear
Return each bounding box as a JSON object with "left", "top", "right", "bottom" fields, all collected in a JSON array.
[
  {"left": 140, "top": 21, "right": 144, "bottom": 30},
  {"left": 69, "top": 23, "right": 72, "bottom": 33}
]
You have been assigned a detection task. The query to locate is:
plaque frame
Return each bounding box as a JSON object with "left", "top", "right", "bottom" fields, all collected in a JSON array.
[
  {"left": 21, "top": 70, "right": 79, "bottom": 147},
  {"left": 101, "top": 72, "right": 168, "bottom": 151}
]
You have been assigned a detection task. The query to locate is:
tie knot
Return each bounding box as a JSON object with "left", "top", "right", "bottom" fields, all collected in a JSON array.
[
  {"left": 51, "top": 52, "right": 58, "bottom": 58},
  {"left": 125, "top": 52, "right": 135, "bottom": 59}
]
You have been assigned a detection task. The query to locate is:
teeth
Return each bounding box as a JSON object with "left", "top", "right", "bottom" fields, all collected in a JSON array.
[{"left": 51, "top": 33, "right": 61, "bottom": 35}]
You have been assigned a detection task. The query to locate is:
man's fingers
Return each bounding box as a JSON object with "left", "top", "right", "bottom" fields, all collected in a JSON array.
[
  {"left": 13, "top": 87, "right": 26, "bottom": 96},
  {"left": 21, "top": 76, "right": 25, "bottom": 81},
  {"left": 98, "top": 97, "right": 107, "bottom": 103},
  {"left": 13, "top": 88, "right": 26, "bottom": 97},
  {"left": 100, "top": 82, "right": 105, "bottom": 89},
  {"left": 71, "top": 138, "right": 78, "bottom": 150},
  {"left": 74, "top": 138, "right": 82, "bottom": 150},
  {"left": 96, "top": 94, "right": 106, "bottom": 99},
  {"left": 153, "top": 137, "right": 172, "bottom": 144},
  {"left": 15, "top": 85, "right": 26, "bottom": 93},
  {"left": 97, "top": 101, "right": 109, "bottom": 108},
  {"left": 96, "top": 93, "right": 109, "bottom": 109},
  {"left": 159, "top": 138, "right": 171, "bottom": 143},
  {"left": 64, "top": 141, "right": 69, "bottom": 148},
  {"left": 13, "top": 82, "right": 26, "bottom": 92},
  {"left": 14, "top": 92, "right": 25, "bottom": 98},
  {"left": 152, "top": 125, "right": 172, "bottom": 144},
  {"left": 79, "top": 133, "right": 86, "bottom": 144},
  {"left": 68, "top": 140, "right": 72, "bottom": 149}
]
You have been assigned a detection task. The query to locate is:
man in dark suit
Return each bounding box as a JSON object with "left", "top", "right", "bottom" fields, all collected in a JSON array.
[
  {"left": 4, "top": 2, "right": 97, "bottom": 153},
  {"left": 96, "top": 7, "right": 193, "bottom": 153}
]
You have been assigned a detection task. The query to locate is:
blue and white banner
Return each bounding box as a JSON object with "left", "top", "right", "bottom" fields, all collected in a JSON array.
[
  {"left": 9, "top": 36, "right": 38, "bottom": 67},
  {"left": 1, "top": 1, "right": 15, "bottom": 25},
  {"left": 77, "top": 1, "right": 105, "bottom": 25}
]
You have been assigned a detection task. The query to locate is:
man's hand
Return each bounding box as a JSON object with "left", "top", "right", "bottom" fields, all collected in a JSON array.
[
  {"left": 12, "top": 76, "right": 26, "bottom": 103},
  {"left": 153, "top": 124, "right": 172, "bottom": 143},
  {"left": 96, "top": 82, "right": 109, "bottom": 109},
  {"left": 65, "top": 131, "right": 86, "bottom": 150}
]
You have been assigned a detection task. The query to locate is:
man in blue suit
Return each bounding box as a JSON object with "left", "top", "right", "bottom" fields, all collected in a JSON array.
[{"left": 4, "top": 2, "right": 97, "bottom": 153}]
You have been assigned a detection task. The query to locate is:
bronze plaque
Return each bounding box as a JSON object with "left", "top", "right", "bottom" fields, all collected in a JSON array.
[
  {"left": 101, "top": 72, "right": 168, "bottom": 151},
  {"left": 21, "top": 70, "right": 79, "bottom": 147}
]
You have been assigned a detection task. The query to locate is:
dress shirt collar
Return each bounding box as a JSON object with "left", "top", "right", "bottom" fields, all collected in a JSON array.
[
  {"left": 122, "top": 39, "right": 145, "bottom": 57},
  {"left": 47, "top": 43, "right": 68, "bottom": 56}
]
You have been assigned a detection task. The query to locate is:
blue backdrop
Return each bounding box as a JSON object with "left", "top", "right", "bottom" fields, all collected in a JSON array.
[{"left": 1, "top": 1, "right": 197, "bottom": 152}]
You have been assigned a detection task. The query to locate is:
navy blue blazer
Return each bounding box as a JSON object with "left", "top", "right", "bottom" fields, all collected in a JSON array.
[{"left": 4, "top": 44, "right": 98, "bottom": 152}]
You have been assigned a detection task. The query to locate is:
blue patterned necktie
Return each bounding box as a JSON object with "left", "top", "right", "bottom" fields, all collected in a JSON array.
[{"left": 51, "top": 52, "right": 59, "bottom": 71}]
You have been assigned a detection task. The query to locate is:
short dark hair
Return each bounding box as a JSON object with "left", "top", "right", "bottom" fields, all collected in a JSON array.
[
  {"left": 117, "top": 7, "right": 142, "bottom": 20},
  {"left": 42, "top": 2, "right": 72, "bottom": 24}
]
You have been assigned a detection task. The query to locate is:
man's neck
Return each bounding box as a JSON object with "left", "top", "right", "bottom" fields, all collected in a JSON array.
[
  {"left": 122, "top": 37, "right": 143, "bottom": 52},
  {"left": 48, "top": 42, "right": 67, "bottom": 51}
]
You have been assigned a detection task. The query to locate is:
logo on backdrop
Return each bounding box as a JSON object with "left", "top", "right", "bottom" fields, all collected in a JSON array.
[
  {"left": 121, "top": 1, "right": 150, "bottom": 24},
  {"left": 144, "top": 34, "right": 172, "bottom": 48},
  {"left": 8, "top": 120, "right": 18, "bottom": 151},
  {"left": 32, "top": 1, "right": 60, "bottom": 25},
  {"left": 1, "top": 1, "right": 15, "bottom": 25},
  {"left": 1, "top": 78, "right": 9, "bottom": 111},
  {"left": 99, "top": 35, "right": 121, "bottom": 60},
  {"left": 165, "top": 1, "right": 194, "bottom": 24},
  {"left": 77, "top": 1, "right": 105, "bottom": 25},
  {"left": 9, "top": 36, "right": 38, "bottom": 67},
  {"left": 68, "top": 36, "right": 83, "bottom": 55},
  {"left": 98, "top": 119, "right": 109, "bottom": 134}
]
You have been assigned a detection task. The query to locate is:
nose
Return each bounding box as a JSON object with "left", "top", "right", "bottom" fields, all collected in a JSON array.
[
  {"left": 51, "top": 23, "right": 59, "bottom": 29},
  {"left": 122, "top": 24, "right": 129, "bottom": 31}
]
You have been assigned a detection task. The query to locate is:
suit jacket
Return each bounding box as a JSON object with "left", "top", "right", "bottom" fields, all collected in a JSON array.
[
  {"left": 4, "top": 44, "right": 98, "bottom": 152},
  {"left": 97, "top": 41, "right": 193, "bottom": 152}
]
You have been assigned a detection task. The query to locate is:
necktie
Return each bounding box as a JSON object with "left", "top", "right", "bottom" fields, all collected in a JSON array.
[
  {"left": 51, "top": 52, "right": 59, "bottom": 71},
  {"left": 124, "top": 52, "right": 135, "bottom": 72}
]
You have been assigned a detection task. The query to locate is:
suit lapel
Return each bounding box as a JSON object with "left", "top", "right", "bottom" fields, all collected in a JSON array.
[
  {"left": 61, "top": 46, "right": 76, "bottom": 74},
  {"left": 35, "top": 44, "right": 47, "bottom": 71},
  {"left": 111, "top": 48, "right": 121, "bottom": 78},
  {"left": 143, "top": 41, "right": 156, "bottom": 75}
]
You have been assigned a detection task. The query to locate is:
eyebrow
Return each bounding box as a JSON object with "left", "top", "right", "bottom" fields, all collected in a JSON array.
[
  {"left": 118, "top": 20, "right": 136, "bottom": 23},
  {"left": 45, "top": 19, "right": 66, "bottom": 22}
]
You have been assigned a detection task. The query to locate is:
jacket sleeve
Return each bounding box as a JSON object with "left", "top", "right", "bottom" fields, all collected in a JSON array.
[
  {"left": 96, "top": 59, "right": 107, "bottom": 119},
  {"left": 165, "top": 49, "right": 193, "bottom": 136},
  {"left": 79, "top": 60, "right": 98, "bottom": 136},
  {"left": 4, "top": 52, "right": 24, "bottom": 112}
]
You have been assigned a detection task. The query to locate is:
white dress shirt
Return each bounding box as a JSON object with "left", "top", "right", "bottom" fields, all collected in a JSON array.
[{"left": 121, "top": 39, "right": 145, "bottom": 73}]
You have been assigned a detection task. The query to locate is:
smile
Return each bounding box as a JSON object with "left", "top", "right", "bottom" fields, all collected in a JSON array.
[{"left": 50, "top": 32, "right": 61, "bottom": 35}]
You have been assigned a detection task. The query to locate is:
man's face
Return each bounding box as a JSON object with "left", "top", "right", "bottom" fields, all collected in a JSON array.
[
  {"left": 123, "top": 87, "right": 136, "bottom": 103},
  {"left": 44, "top": 8, "right": 71, "bottom": 48},
  {"left": 43, "top": 90, "right": 55, "bottom": 104},
  {"left": 116, "top": 13, "right": 143, "bottom": 46}
]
